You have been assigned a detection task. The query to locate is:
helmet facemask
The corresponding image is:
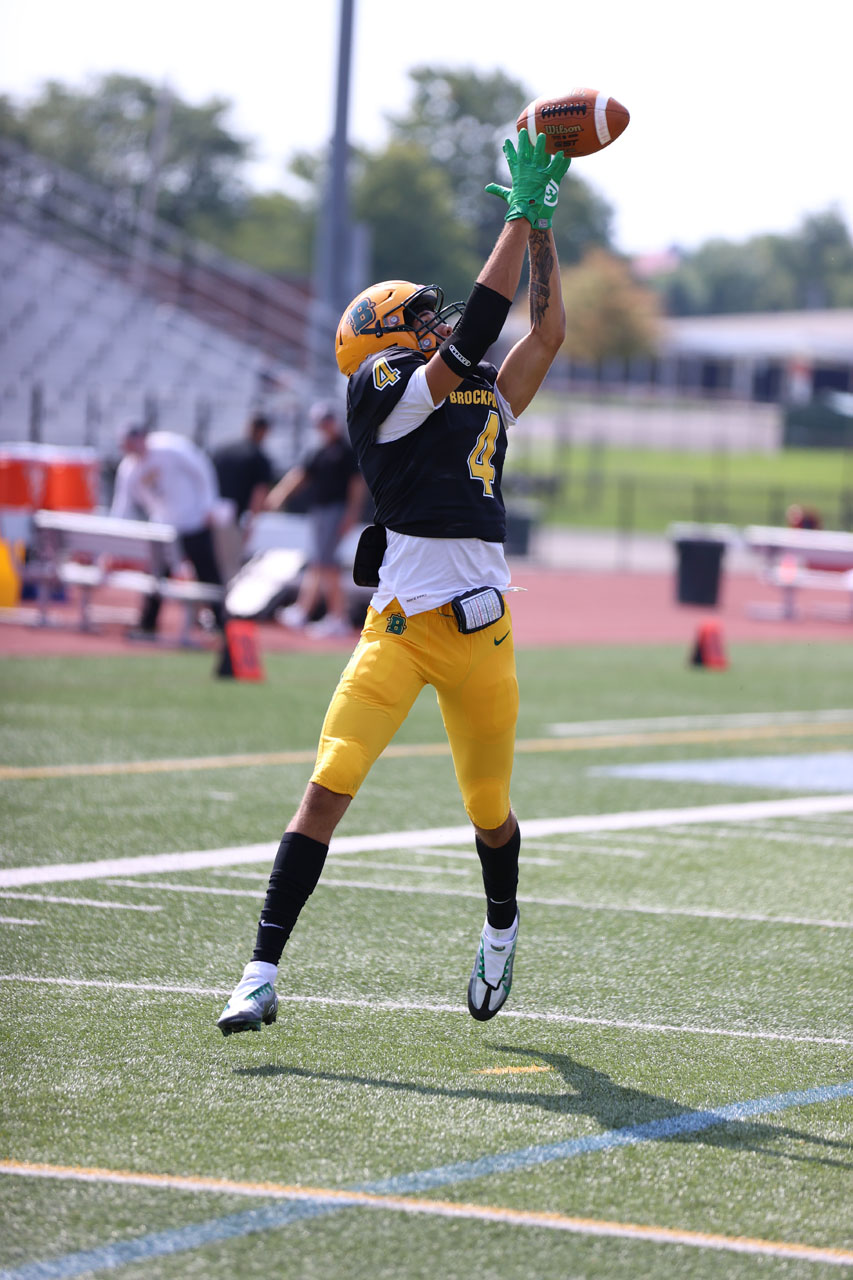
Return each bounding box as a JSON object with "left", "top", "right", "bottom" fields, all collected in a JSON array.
[{"left": 401, "top": 286, "right": 465, "bottom": 356}]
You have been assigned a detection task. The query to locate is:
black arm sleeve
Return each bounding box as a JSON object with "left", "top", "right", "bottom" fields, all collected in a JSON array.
[{"left": 437, "top": 283, "right": 512, "bottom": 377}]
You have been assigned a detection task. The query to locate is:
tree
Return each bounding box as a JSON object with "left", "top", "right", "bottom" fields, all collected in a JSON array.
[
  {"left": 658, "top": 208, "right": 853, "bottom": 315},
  {"left": 561, "top": 250, "right": 662, "bottom": 364},
  {"left": 0, "top": 94, "right": 26, "bottom": 144},
  {"left": 548, "top": 177, "right": 615, "bottom": 271},
  {"left": 387, "top": 66, "right": 614, "bottom": 267},
  {"left": 659, "top": 238, "right": 798, "bottom": 315},
  {"left": 3, "top": 67, "right": 617, "bottom": 293},
  {"left": 352, "top": 142, "right": 480, "bottom": 300},
  {"left": 4, "top": 74, "right": 250, "bottom": 229},
  {"left": 193, "top": 192, "right": 315, "bottom": 277},
  {"left": 387, "top": 66, "right": 528, "bottom": 258},
  {"left": 786, "top": 209, "right": 853, "bottom": 308}
]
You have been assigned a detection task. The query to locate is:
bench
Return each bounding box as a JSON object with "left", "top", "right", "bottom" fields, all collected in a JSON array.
[
  {"left": 743, "top": 524, "right": 853, "bottom": 620},
  {"left": 26, "top": 510, "right": 225, "bottom": 644},
  {"left": 56, "top": 562, "right": 225, "bottom": 644}
]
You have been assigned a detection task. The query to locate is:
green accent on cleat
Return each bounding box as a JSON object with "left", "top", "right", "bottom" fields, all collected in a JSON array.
[
  {"left": 467, "top": 913, "right": 519, "bottom": 1022},
  {"left": 216, "top": 981, "right": 278, "bottom": 1036}
]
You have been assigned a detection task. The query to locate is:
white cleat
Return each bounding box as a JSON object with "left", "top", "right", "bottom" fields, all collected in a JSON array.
[
  {"left": 467, "top": 912, "right": 519, "bottom": 1021},
  {"left": 217, "top": 969, "right": 279, "bottom": 1036}
]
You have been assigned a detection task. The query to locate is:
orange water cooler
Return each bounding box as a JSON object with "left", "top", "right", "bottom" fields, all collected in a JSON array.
[{"left": 0, "top": 444, "right": 99, "bottom": 511}]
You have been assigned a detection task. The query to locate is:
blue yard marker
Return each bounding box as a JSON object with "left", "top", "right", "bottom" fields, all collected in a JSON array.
[
  {"left": 359, "top": 1079, "right": 853, "bottom": 1195},
  {"left": 3, "top": 1079, "right": 851, "bottom": 1280},
  {"left": 0, "top": 1202, "right": 339, "bottom": 1280}
]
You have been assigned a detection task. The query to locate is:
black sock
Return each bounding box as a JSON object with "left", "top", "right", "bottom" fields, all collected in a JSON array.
[
  {"left": 252, "top": 831, "right": 329, "bottom": 964},
  {"left": 475, "top": 824, "right": 520, "bottom": 929}
]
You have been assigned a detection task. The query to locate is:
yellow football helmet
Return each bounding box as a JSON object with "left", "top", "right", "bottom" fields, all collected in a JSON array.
[{"left": 335, "top": 280, "right": 463, "bottom": 377}]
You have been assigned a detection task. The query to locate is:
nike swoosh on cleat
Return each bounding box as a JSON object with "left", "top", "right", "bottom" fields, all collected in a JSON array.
[{"left": 494, "top": 631, "right": 510, "bottom": 646}]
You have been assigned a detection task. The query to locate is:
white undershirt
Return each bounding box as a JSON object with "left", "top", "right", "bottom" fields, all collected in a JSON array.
[{"left": 370, "top": 364, "right": 517, "bottom": 616}]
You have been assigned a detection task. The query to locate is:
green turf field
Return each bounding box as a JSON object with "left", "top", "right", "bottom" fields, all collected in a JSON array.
[
  {"left": 1, "top": 645, "right": 852, "bottom": 1278},
  {"left": 508, "top": 442, "right": 853, "bottom": 533}
]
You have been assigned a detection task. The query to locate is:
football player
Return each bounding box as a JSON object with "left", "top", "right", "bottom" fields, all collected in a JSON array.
[{"left": 218, "top": 131, "right": 570, "bottom": 1035}]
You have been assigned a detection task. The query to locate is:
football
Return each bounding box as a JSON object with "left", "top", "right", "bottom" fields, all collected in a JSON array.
[{"left": 516, "top": 89, "right": 630, "bottom": 158}]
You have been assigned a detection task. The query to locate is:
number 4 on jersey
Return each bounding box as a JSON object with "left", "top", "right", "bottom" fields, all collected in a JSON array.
[
  {"left": 372, "top": 357, "right": 400, "bottom": 391},
  {"left": 467, "top": 409, "right": 499, "bottom": 497}
]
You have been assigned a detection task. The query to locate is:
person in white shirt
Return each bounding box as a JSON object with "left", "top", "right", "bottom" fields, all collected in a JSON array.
[{"left": 110, "top": 425, "right": 225, "bottom": 635}]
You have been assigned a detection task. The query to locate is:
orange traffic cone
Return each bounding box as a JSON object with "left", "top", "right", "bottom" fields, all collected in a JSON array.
[
  {"left": 690, "top": 618, "right": 728, "bottom": 669},
  {"left": 215, "top": 619, "right": 265, "bottom": 681}
]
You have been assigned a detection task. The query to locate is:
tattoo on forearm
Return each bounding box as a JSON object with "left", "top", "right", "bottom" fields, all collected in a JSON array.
[{"left": 529, "top": 232, "right": 555, "bottom": 327}]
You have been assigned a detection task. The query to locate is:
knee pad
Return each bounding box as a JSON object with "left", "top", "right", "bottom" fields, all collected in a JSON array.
[{"left": 464, "top": 777, "right": 511, "bottom": 832}]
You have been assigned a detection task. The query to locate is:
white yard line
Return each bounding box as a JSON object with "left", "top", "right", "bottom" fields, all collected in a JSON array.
[
  {"left": 0, "top": 843, "right": 277, "bottom": 888},
  {"left": 0, "top": 891, "right": 162, "bottom": 912},
  {"left": 106, "top": 879, "right": 272, "bottom": 898},
  {"left": 783, "top": 815, "right": 853, "bottom": 831},
  {"left": 544, "top": 841, "right": 647, "bottom": 859},
  {"left": 210, "top": 864, "right": 476, "bottom": 881},
  {"left": 588, "top": 829, "right": 713, "bottom": 851},
  {"left": 5, "top": 793, "right": 853, "bottom": 888},
  {"left": 714, "top": 826, "right": 853, "bottom": 849},
  {"left": 1, "top": 975, "right": 850, "bottom": 1046},
  {"left": 0, "top": 916, "right": 39, "bottom": 926},
  {"left": 548, "top": 708, "right": 853, "bottom": 735},
  {"left": 318, "top": 860, "right": 471, "bottom": 876},
  {"left": 211, "top": 870, "right": 273, "bottom": 881},
  {"left": 391, "top": 846, "right": 565, "bottom": 868},
  {"left": 103, "top": 877, "right": 852, "bottom": 930}
]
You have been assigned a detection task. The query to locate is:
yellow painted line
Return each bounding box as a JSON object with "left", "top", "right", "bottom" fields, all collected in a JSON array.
[
  {"left": 0, "top": 749, "right": 319, "bottom": 780},
  {"left": 473, "top": 1065, "right": 554, "bottom": 1076},
  {"left": 1, "top": 1160, "right": 850, "bottom": 1267},
  {"left": 3, "top": 719, "right": 853, "bottom": 781},
  {"left": 514, "top": 720, "right": 853, "bottom": 755}
]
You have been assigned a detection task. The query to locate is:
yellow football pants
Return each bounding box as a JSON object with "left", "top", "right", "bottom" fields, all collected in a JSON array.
[{"left": 311, "top": 598, "right": 519, "bottom": 830}]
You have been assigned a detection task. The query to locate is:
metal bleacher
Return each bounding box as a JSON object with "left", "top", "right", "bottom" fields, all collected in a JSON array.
[
  {"left": 0, "top": 220, "right": 265, "bottom": 444},
  {"left": 0, "top": 138, "right": 333, "bottom": 456}
]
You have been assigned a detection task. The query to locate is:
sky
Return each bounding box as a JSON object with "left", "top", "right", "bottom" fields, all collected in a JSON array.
[{"left": 2, "top": 0, "right": 850, "bottom": 257}]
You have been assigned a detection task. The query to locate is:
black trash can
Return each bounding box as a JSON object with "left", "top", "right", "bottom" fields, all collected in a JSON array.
[
  {"left": 504, "top": 503, "right": 538, "bottom": 557},
  {"left": 674, "top": 537, "right": 725, "bottom": 606}
]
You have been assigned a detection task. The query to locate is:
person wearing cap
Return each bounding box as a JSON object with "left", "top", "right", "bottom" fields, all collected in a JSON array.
[
  {"left": 110, "top": 425, "right": 226, "bottom": 637},
  {"left": 265, "top": 402, "right": 367, "bottom": 637}
]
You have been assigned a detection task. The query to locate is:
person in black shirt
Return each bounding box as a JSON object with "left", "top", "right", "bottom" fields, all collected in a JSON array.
[
  {"left": 266, "top": 402, "right": 367, "bottom": 636},
  {"left": 218, "top": 129, "right": 571, "bottom": 1036},
  {"left": 212, "top": 414, "right": 274, "bottom": 522}
]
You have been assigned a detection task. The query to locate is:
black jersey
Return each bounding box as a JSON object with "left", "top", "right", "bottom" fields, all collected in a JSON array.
[{"left": 347, "top": 348, "right": 508, "bottom": 541}]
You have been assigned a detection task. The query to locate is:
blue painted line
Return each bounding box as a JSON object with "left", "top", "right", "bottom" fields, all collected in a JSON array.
[
  {"left": 3, "top": 1079, "right": 851, "bottom": 1280},
  {"left": 359, "top": 1079, "right": 853, "bottom": 1195},
  {"left": 594, "top": 752, "right": 853, "bottom": 793},
  {"left": 0, "top": 1202, "right": 339, "bottom": 1280}
]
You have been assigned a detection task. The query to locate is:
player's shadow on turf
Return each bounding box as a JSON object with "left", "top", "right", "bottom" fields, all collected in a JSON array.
[
  {"left": 235, "top": 1045, "right": 850, "bottom": 1170},
  {"left": 484, "top": 1044, "right": 852, "bottom": 1170}
]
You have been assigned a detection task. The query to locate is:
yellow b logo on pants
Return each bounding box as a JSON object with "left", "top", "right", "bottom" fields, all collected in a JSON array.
[{"left": 385, "top": 612, "right": 407, "bottom": 635}]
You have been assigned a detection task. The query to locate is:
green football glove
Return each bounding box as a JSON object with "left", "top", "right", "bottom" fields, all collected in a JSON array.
[{"left": 485, "top": 128, "right": 571, "bottom": 229}]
